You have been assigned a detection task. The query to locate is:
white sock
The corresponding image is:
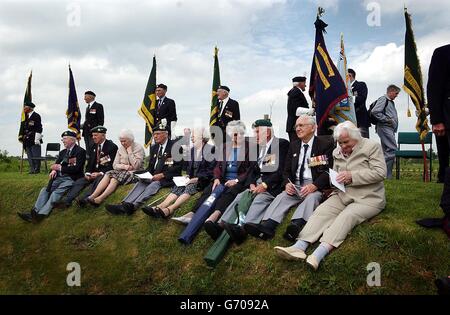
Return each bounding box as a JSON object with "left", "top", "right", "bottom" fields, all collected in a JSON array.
[
  {"left": 311, "top": 243, "right": 330, "bottom": 263},
  {"left": 292, "top": 240, "right": 309, "bottom": 251}
]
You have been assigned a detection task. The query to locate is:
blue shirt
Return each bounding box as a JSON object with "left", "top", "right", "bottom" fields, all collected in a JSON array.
[{"left": 225, "top": 148, "right": 239, "bottom": 181}]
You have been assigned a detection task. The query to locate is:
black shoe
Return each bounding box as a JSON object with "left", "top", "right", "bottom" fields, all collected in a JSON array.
[
  {"left": 416, "top": 217, "right": 444, "bottom": 228},
  {"left": 17, "top": 212, "right": 33, "bottom": 223},
  {"left": 204, "top": 221, "right": 223, "bottom": 240},
  {"left": 122, "top": 202, "right": 135, "bottom": 215},
  {"left": 244, "top": 222, "right": 274, "bottom": 240},
  {"left": 53, "top": 201, "right": 71, "bottom": 210},
  {"left": 435, "top": 277, "right": 450, "bottom": 295},
  {"left": 283, "top": 223, "right": 302, "bottom": 242},
  {"left": 142, "top": 206, "right": 160, "bottom": 218},
  {"left": 76, "top": 198, "right": 88, "bottom": 208},
  {"left": 87, "top": 198, "right": 101, "bottom": 208},
  {"left": 34, "top": 213, "right": 46, "bottom": 223},
  {"left": 105, "top": 204, "right": 127, "bottom": 215},
  {"left": 222, "top": 222, "right": 247, "bottom": 245}
]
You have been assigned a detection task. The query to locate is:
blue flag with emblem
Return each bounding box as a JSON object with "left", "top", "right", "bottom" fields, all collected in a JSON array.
[
  {"left": 66, "top": 65, "right": 81, "bottom": 140},
  {"left": 309, "top": 11, "right": 348, "bottom": 130}
]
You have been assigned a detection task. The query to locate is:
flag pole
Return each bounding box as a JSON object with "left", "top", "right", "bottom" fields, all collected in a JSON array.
[{"left": 20, "top": 148, "right": 24, "bottom": 173}]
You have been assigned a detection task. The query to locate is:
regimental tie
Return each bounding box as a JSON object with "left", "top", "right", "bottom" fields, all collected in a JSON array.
[
  {"left": 96, "top": 144, "right": 101, "bottom": 168},
  {"left": 218, "top": 100, "right": 223, "bottom": 116},
  {"left": 299, "top": 144, "right": 309, "bottom": 185},
  {"left": 158, "top": 99, "right": 163, "bottom": 110}
]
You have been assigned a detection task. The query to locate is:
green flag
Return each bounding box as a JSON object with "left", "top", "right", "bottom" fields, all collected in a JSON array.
[
  {"left": 18, "top": 71, "right": 32, "bottom": 145},
  {"left": 209, "top": 47, "right": 221, "bottom": 126},
  {"left": 138, "top": 56, "right": 157, "bottom": 148},
  {"left": 403, "top": 8, "right": 430, "bottom": 140}
]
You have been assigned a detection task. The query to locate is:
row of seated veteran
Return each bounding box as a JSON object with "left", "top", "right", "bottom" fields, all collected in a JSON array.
[{"left": 17, "top": 117, "right": 387, "bottom": 271}]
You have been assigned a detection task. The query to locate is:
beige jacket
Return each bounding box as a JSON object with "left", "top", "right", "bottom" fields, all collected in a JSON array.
[
  {"left": 332, "top": 138, "right": 387, "bottom": 209},
  {"left": 113, "top": 142, "right": 145, "bottom": 172}
]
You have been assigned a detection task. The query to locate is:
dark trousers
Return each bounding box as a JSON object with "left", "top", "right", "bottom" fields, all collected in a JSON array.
[
  {"left": 83, "top": 134, "right": 94, "bottom": 159},
  {"left": 436, "top": 134, "right": 449, "bottom": 182},
  {"left": 26, "top": 144, "right": 41, "bottom": 172},
  {"left": 192, "top": 181, "right": 246, "bottom": 214},
  {"left": 360, "top": 127, "right": 370, "bottom": 139},
  {"left": 63, "top": 175, "right": 103, "bottom": 205},
  {"left": 288, "top": 131, "right": 298, "bottom": 143}
]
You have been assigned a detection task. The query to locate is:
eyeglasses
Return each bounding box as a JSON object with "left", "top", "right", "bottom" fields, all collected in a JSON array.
[{"left": 295, "top": 123, "right": 313, "bottom": 129}]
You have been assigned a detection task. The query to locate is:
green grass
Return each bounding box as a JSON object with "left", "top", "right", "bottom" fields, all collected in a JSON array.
[{"left": 0, "top": 159, "right": 449, "bottom": 295}]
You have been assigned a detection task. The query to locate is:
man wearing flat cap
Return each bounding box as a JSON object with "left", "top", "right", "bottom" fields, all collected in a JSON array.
[
  {"left": 82, "top": 91, "right": 104, "bottom": 157},
  {"left": 212, "top": 85, "right": 240, "bottom": 144},
  {"left": 54, "top": 126, "right": 118, "bottom": 209},
  {"left": 105, "top": 119, "right": 183, "bottom": 215},
  {"left": 286, "top": 76, "right": 309, "bottom": 142},
  {"left": 19, "top": 102, "right": 43, "bottom": 174},
  {"left": 219, "top": 119, "right": 290, "bottom": 244},
  {"left": 155, "top": 84, "right": 178, "bottom": 139},
  {"left": 17, "top": 131, "right": 86, "bottom": 223}
]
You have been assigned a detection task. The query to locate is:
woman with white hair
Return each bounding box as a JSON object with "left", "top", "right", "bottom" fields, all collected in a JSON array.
[
  {"left": 274, "top": 121, "right": 387, "bottom": 270},
  {"left": 146, "top": 127, "right": 216, "bottom": 219},
  {"left": 81, "top": 129, "right": 145, "bottom": 207},
  {"left": 173, "top": 121, "right": 255, "bottom": 236}
]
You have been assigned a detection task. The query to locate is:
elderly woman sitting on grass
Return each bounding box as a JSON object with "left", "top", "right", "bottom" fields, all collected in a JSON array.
[
  {"left": 79, "top": 129, "right": 144, "bottom": 207},
  {"left": 274, "top": 121, "right": 387, "bottom": 270}
]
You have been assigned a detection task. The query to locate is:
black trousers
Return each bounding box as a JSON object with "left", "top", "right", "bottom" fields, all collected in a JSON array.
[
  {"left": 192, "top": 181, "right": 246, "bottom": 214},
  {"left": 436, "top": 134, "right": 449, "bottom": 182},
  {"left": 63, "top": 175, "right": 103, "bottom": 204}
]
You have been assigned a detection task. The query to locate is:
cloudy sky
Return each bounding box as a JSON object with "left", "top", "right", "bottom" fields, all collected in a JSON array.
[{"left": 1, "top": 0, "right": 449, "bottom": 156}]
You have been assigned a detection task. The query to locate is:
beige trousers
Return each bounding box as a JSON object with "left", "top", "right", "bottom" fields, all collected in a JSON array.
[{"left": 298, "top": 194, "right": 383, "bottom": 248}]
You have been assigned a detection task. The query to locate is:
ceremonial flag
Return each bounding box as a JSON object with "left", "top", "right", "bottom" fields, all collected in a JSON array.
[
  {"left": 67, "top": 66, "right": 81, "bottom": 140},
  {"left": 309, "top": 10, "right": 348, "bottom": 129},
  {"left": 18, "top": 71, "right": 32, "bottom": 144},
  {"left": 403, "top": 8, "right": 430, "bottom": 140},
  {"left": 138, "top": 56, "right": 157, "bottom": 148},
  {"left": 209, "top": 47, "right": 221, "bottom": 126},
  {"left": 328, "top": 33, "right": 357, "bottom": 125}
]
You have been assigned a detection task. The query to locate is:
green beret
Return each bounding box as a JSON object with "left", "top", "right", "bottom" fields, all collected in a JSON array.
[
  {"left": 61, "top": 130, "right": 77, "bottom": 138},
  {"left": 252, "top": 119, "right": 272, "bottom": 128},
  {"left": 91, "top": 126, "right": 107, "bottom": 133}
]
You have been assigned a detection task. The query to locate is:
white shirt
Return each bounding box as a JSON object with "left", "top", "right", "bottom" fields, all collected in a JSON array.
[
  {"left": 258, "top": 136, "right": 274, "bottom": 169},
  {"left": 218, "top": 97, "right": 230, "bottom": 117},
  {"left": 296, "top": 137, "right": 314, "bottom": 182},
  {"left": 155, "top": 138, "right": 168, "bottom": 167}
]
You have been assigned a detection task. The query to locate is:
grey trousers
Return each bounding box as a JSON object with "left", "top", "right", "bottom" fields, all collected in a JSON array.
[
  {"left": 220, "top": 190, "right": 276, "bottom": 225},
  {"left": 262, "top": 190, "right": 322, "bottom": 224},
  {"left": 376, "top": 124, "right": 396, "bottom": 179},
  {"left": 26, "top": 144, "right": 41, "bottom": 172},
  {"left": 34, "top": 176, "right": 74, "bottom": 216},
  {"left": 63, "top": 175, "right": 104, "bottom": 204},
  {"left": 122, "top": 180, "right": 161, "bottom": 207}
]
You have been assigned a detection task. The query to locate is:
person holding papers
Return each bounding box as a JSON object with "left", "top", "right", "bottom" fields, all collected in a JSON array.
[
  {"left": 244, "top": 115, "right": 334, "bottom": 241},
  {"left": 80, "top": 129, "right": 144, "bottom": 208},
  {"left": 147, "top": 128, "right": 215, "bottom": 220},
  {"left": 105, "top": 120, "right": 182, "bottom": 215},
  {"left": 274, "top": 121, "right": 387, "bottom": 271}
]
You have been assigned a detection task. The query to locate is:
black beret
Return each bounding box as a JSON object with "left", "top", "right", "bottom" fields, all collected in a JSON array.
[
  {"left": 156, "top": 84, "right": 167, "bottom": 90},
  {"left": 217, "top": 85, "right": 230, "bottom": 92},
  {"left": 252, "top": 119, "right": 273, "bottom": 128},
  {"left": 61, "top": 130, "right": 77, "bottom": 138},
  {"left": 292, "top": 76, "right": 306, "bottom": 83},
  {"left": 91, "top": 126, "right": 107, "bottom": 134},
  {"left": 24, "top": 102, "right": 35, "bottom": 108},
  {"left": 85, "top": 91, "right": 96, "bottom": 97}
]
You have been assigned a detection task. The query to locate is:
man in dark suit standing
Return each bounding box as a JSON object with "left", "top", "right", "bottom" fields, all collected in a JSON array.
[
  {"left": 21, "top": 102, "right": 43, "bottom": 174},
  {"left": 17, "top": 131, "right": 86, "bottom": 223},
  {"left": 105, "top": 120, "right": 182, "bottom": 215},
  {"left": 211, "top": 85, "right": 240, "bottom": 144},
  {"left": 348, "top": 69, "right": 370, "bottom": 138},
  {"left": 82, "top": 91, "right": 104, "bottom": 157},
  {"left": 245, "top": 115, "right": 335, "bottom": 241},
  {"left": 425, "top": 44, "right": 450, "bottom": 239},
  {"left": 54, "top": 126, "right": 118, "bottom": 209},
  {"left": 286, "top": 76, "right": 309, "bottom": 142},
  {"left": 155, "top": 84, "right": 177, "bottom": 139}
]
